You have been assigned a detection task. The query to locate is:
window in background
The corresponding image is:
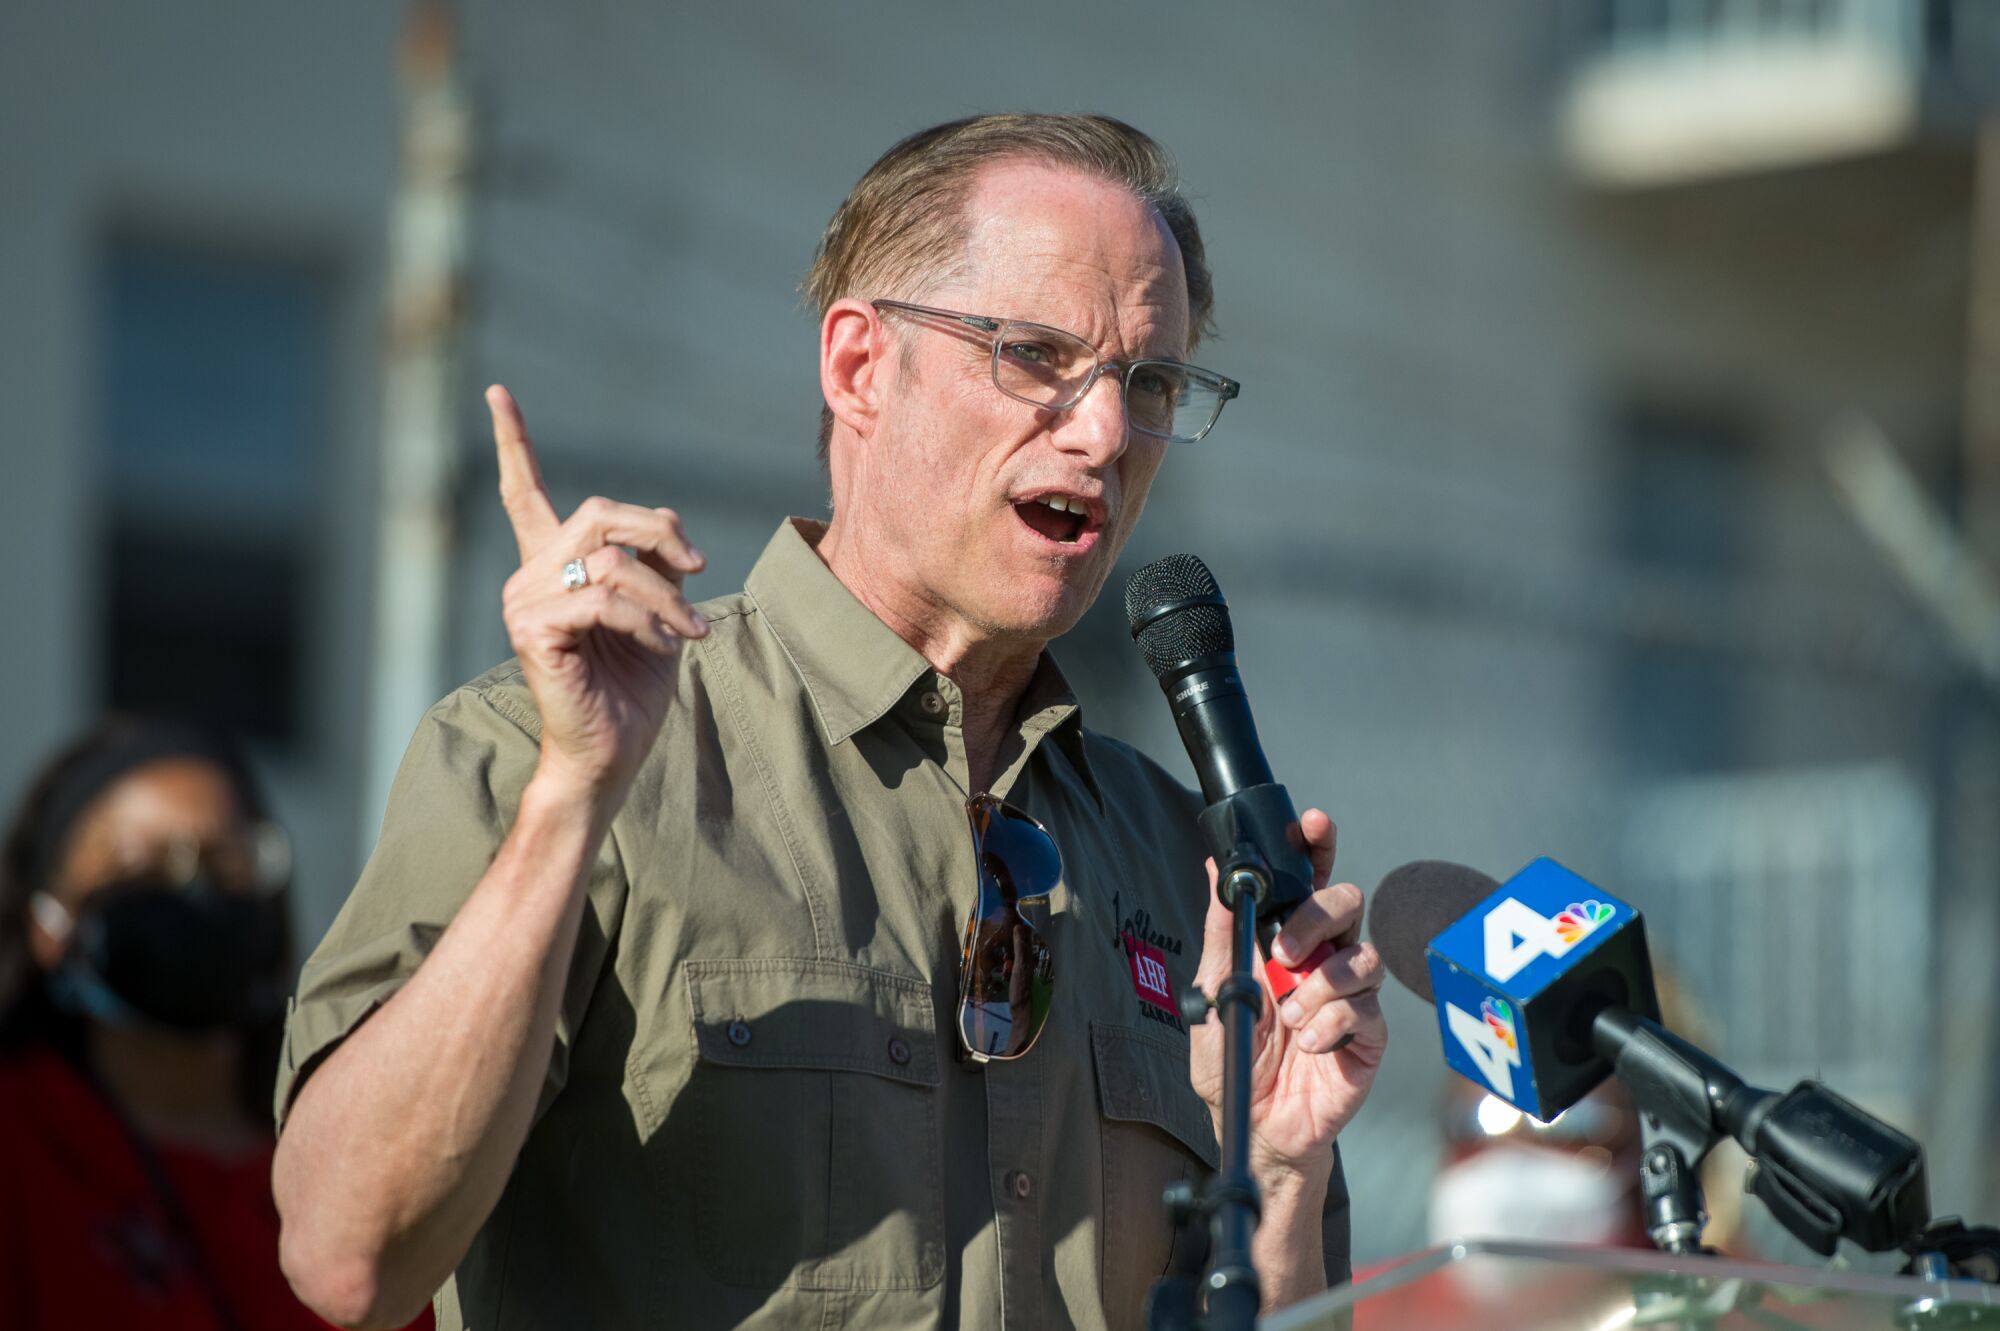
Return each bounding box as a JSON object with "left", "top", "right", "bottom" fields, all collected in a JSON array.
[
  {"left": 95, "top": 235, "right": 332, "bottom": 747},
  {"left": 1610, "top": 400, "right": 1756, "bottom": 776}
]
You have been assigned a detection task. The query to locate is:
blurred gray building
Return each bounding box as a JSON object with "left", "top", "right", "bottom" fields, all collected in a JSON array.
[{"left": 4, "top": 0, "right": 1996, "bottom": 1266}]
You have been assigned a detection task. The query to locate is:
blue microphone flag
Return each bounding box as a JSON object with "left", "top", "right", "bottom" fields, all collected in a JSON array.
[{"left": 1426, "top": 857, "right": 1655, "bottom": 1121}]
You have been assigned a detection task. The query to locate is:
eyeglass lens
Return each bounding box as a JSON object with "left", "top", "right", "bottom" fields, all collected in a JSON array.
[
  {"left": 959, "top": 796, "right": 1060, "bottom": 1061},
  {"left": 992, "top": 325, "right": 1223, "bottom": 442}
]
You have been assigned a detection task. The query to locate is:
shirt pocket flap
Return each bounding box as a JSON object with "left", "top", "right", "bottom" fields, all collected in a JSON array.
[
  {"left": 1091, "top": 1021, "right": 1220, "bottom": 1171},
  {"left": 687, "top": 958, "right": 940, "bottom": 1087}
]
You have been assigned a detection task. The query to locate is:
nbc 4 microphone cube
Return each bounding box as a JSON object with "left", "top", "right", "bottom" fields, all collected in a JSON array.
[{"left": 1425, "top": 858, "right": 1660, "bottom": 1122}]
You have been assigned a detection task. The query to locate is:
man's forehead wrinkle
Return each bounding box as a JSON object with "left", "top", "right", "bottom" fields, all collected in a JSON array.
[
  {"left": 956, "top": 181, "right": 1190, "bottom": 360},
  {"left": 974, "top": 262, "right": 1186, "bottom": 362}
]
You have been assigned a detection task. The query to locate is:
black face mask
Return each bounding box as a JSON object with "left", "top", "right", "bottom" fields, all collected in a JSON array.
[{"left": 51, "top": 873, "right": 288, "bottom": 1033}]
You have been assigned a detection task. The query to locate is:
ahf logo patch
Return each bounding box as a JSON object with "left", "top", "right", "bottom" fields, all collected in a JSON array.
[
  {"left": 1126, "top": 936, "right": 1175, "bottom": 1011},
  {"left": 1110, "top": 891, "right": 1184, "bottom": 1032}
]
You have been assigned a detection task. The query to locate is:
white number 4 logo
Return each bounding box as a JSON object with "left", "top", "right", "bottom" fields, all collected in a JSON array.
[
  {"left": 1481, "top": 897, "right": 1607, "bottom": 983},
  {"left": 1445, "top": 999, "right": 1521, "bottom": 1098}
]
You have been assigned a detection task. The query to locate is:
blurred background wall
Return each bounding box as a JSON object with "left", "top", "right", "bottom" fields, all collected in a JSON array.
[{"left": 5, "top": 0, "right": 1997, "bottom": 1268}]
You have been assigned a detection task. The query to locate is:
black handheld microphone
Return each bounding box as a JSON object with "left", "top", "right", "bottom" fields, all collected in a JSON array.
[
  {"left": 1368, "top": 859, "right": 1929, "bottom": 1257},
  {"left": 1125, "top": 554, "right": 1334, "bottom": 999}
]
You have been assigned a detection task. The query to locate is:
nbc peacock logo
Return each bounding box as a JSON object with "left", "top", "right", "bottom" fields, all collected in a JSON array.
[
  {"left": 1480, "top": 997, "right": 1518, "bottom": 1051},
  {"left": 1554, "top": 900, "right": 1614, "bottom": 946}
]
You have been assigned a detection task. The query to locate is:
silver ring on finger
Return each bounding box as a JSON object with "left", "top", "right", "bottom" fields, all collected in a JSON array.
[{"left": 562, "top": 557, "right": 590, "bottom": 592}]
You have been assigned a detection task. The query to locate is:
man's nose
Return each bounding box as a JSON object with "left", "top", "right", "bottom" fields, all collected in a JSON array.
[{"left": 1052, "top": 369, "right": 1130, "bottom": 466}]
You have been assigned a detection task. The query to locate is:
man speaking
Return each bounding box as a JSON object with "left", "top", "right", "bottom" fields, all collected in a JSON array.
[{"left": 272, "top": 114, "right": 1388, "bottom": 1330}]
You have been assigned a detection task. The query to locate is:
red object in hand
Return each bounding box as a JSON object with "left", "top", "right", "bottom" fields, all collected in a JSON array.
[{"left": 1264, "top": 940, "right": 1335, "bottom": 1002}]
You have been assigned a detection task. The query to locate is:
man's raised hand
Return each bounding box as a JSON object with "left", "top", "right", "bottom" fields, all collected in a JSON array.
[{"left": 489, "top": 384, "right": 708, "bottom": 801}]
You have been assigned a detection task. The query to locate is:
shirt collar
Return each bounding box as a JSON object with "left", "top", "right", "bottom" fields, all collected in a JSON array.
[
  {"left": 743, "top": 519, "right": 1101, "bottom": 804},
  {"left": 1012, "top": 652, "right": 1103, "bottom": 810},
  {"left": 746, "top": 519, "right": 933, "bottom": 746}
]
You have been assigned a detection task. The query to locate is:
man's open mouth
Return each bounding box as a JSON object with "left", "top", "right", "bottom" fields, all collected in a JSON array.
[{"left": 1013, "top": 494, "right": 1095, "bottom": 546}]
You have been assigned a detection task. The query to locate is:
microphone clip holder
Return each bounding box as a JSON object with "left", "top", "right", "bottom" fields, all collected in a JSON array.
[
  {"left": 1639, "top": 1135, "right": 1713, "bottom": 1256},
  {"left": 1197, "top": 788, "right": 1315, "bottom": 929},
  {"left": 1904, "top": 1218, "right": 2000, "bottom": 1286}
]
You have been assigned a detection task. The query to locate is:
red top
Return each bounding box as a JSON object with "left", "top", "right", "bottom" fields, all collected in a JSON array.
[{"left": 0, "top": 1044, "right": 430, "bottom": 1331}]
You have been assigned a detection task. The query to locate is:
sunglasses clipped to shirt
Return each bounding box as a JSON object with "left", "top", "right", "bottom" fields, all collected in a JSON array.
[{"left": 957, "top": 795, "right": 1061, "bottom": 1063}]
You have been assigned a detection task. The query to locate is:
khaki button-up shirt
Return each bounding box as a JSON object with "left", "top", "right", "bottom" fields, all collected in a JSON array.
[{"left": 277, "top": 519, "right": 1349, "bottom": 1330}]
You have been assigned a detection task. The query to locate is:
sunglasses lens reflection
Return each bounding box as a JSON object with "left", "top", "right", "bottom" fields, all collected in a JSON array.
[{"left": 958, "top": 799, "right": 1060, "bottom": 1061}]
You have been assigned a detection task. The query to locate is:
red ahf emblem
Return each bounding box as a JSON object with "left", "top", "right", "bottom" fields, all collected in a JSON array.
[{"left": 1124, "top": 933, "right": 1175, "bottom": 1012}]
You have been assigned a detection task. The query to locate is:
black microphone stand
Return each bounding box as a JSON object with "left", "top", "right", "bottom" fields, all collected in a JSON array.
[{"left": 1146, "top": 841, "right": 1271, "bottom": 1331}]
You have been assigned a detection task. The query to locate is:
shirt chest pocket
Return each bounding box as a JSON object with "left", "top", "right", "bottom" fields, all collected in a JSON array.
[
  {"left": 678, "top": 959, "right": 946, "bottom": 1292},
  {"left": 1093, "top": 1022, "right": 1221, "bottom": 1322}
]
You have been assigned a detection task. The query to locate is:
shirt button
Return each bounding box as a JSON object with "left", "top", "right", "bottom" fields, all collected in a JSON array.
[
  {"left": 1007, "top": 1169, "right": 1033, "bottom": 1200},
  {"left": 725, "top": 1019, "right": 752, "bottom": 1048},
  {"left": 919, "top": 691, "right": 946, "bottom": 717},
  {"left": 887, "top": 1036, "right": 911, "bottom": 1065}
]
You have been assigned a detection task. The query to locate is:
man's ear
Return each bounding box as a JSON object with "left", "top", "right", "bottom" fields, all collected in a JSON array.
[{"left": 821, "top": 299, "right": 885, "bottom": 441}]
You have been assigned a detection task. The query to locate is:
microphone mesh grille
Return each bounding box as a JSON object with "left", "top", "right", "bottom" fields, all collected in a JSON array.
[
  {"left": 1124, "top": 553, "right": 1234, "bottom": 680},
  {"left": 1367, "top": 861, "right": 1502, "bottom": 1005}
]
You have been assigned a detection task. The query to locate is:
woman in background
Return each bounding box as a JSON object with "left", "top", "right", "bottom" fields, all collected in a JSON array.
[{"left": 0, "top": 718, "right": 423, "bottom": 1329}]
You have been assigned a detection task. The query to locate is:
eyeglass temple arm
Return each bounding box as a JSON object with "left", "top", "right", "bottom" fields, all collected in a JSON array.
[{"left": 874, "top": 299, "right": 1001, "bottom": 335}]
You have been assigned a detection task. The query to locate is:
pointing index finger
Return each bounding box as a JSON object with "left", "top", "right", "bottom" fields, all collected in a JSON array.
[{"left": 489, "top": 384, "right": 560, "bottom": 563}]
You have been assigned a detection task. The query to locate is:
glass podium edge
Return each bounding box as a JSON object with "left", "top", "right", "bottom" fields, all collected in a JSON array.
[{"left": 1261, "top": 1238, "right": 1999, "bottom": 1331}]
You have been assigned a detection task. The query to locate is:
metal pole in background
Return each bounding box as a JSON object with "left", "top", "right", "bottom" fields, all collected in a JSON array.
[
  {"left": 1942, "top": 114, "right": 2000, "bottom": 1227},
  {"left": 360, "top": 0, "right": 472, "bottom": 848}
]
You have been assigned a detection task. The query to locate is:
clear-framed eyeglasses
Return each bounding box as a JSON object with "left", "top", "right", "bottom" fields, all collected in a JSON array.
[{"left": 871, "top": 299, "right": 1240, "bottom": 445}]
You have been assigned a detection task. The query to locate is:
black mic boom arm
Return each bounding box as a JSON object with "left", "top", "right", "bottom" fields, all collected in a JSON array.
[{"left": 1590, "top": 1006, "right": 1927, "bottom": 1257}]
